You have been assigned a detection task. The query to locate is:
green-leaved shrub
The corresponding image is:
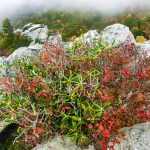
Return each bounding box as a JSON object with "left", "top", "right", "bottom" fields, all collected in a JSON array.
[{"left": 0, "top": 39, "right": 150, "bottom": 149}]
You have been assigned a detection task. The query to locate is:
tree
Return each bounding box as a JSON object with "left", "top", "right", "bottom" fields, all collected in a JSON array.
[{"left": 2, "top": 18, "right": 14, "bottom": 45}]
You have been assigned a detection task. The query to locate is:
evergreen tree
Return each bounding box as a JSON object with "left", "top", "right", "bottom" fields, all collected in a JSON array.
[{"left": 2, "top": 18, "right": 14, "bottom": 45}]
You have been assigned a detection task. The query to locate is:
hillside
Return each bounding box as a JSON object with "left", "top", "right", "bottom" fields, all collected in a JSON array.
[
  {"left": 12, "top": 9, "right": 150, "bottom": 41},
  {"left": 1, "top": 9, "right": 150, "bottom": 57}
]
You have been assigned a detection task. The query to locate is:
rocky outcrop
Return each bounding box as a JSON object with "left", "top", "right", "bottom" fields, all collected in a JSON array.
[
  {"left": 0, "top": 56, "right": 5, "bottom": 64},
  {"left": 31, "top": 122, "right": 150, "bottom": 150},
  {"left": 32, "top": 136, "right": 95, "bottom": 150},
  {"left": 136, "top": 41, "right": 150, "bottom": 57},
  {"left": 48, "top": 34, "right": 62, "bottom": 44},
  {"left": 101, "top": 24, "right": 136, "bottom": 46},
  {"left": 76, "top": 30, "right": 100, "bottom": 43},
  {"left": 0, "top": 56, "right": 6, "bottom": 77},
  {"left": 114, "top": 122, "right": 150, "bottom": 150},
  {"left": 6, "top": 47, "right": 33, "bottom": 64},
  {"left": 15, "top": 23, "right": 48, "bottom": 42},
  {"left": 1, "top": 23, "right": 150, "bottom": 149},
  {"left": 65, "top": 30, "right": 100, "bottom": 49},
  {"left": 10, "top": 23, "right": 149, "bottom": 67}
]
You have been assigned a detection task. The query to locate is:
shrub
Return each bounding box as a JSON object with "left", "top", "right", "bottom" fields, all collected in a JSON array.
[
  {"left": 0, "top": 18, "right": 31, "bottom": 56},
  {"left": 0, "top": 37, "right": 9, "bottom": 49},
  {"left": 136, "top": 36, "right": 147, "bottom": 43},
  {"left": 12, "top": 34, "right": 31, "bottom": 49},
  {"left": 0, "top": 39, "right": 150, "bottom": 149}
]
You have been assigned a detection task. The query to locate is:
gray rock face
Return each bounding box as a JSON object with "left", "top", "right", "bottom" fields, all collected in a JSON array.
[
  {"left": 76, "top": 30, "right": 100, "bottom": 43},
  {"left": 5, "top": 47, "right": 33, "bottom": 76},
  {"left": 65, "top": 30, "right": 100, "bottom": 49},
  {"left": 28, "top": 43, "right": 43, "bottom": 51},
  {"left": 32, "top": 135, "right": 95, "bottom": 150},
  {"left": 0, "top": 56, "right": 6, "bottom": 77},
  {"left": 101, "top": 24, "right": 136, "bottom": 46},
  {"left": 48, "top": 34, "right": 62, "bottom": 44},
  {"left": 82, "top": 30, "right": 100, "bottom": 42},
  {"left": 22, "top": 23, "right": 33, "bottom": 31},
  {"left": 5, "top": 44, "right": 43, "bottom": 65},
  {"left": 15, "top": 23, "right": 48, "bottom": 42},
  {"left": 2, "top": 24, "right": 45, "bottom": 77},
  {"left": 6, "top": 47, "right": 33, "bottom": 64},
  {"left": 114, "top": 122, "right": 150, "bottom": 150},
  {"left": 5, "top": 45, "right": 43, "bottom": 76},
  {"left": 0, "top": 56, "right": 5, "bottom": 64},
  {"left": 136, "top": 41, "right": 150, "bottom": 57}
]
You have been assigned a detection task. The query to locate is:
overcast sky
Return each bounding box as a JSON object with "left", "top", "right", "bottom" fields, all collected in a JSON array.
[{"left": 0, "top": 0, "right": 150, "bottom": 19}]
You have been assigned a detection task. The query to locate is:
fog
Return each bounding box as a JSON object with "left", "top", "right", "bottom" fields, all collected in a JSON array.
[{"left": 0, "top": 0, "right": 150, "bottom": 19}]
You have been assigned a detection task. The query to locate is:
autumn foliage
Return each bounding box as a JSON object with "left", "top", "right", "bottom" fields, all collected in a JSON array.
[{"left": 0, "top": 39, "right": 150, "bottom": 149}]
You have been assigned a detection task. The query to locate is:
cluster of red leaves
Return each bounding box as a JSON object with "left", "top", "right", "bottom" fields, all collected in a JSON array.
[
  {"left": 39, "top": 43, "right": 65, "bottom": 71},
  {"left": 18, "top": 111, "right": 46, "bottom": 146},
  {"left": 0, "top": 42, "right": 150, "bottom": 149},
  {"left": 80, "top": 45, "right": 150, "bottom": 149},
  {"left": 68, "top": 44, "right": 150, "bottom": 149}
]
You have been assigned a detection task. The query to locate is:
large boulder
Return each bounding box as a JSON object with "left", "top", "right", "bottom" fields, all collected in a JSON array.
[
  {"left": 65, "top": 30, "right": 100, "bottom": 49},
  {"left": 76, "top": 30, "right": 100, "bottom": 43},
  {"left": 0, "top": 56, "right": 6, "bottom": 77},
  {"left": 81, "top": 30, "right": 100, "bottom": 42},
  {"left": 101, "top": 24, "right": 136, "bottom": 46},
  {"left": 114, "top": 122, "right": 150, "bottom": 150},
  {"left": 6, "top": 47, "right": 34, "bottom": 64},
  {"left": 4, "top": 47, "right": 33, "bottom": 76},
  {"left": 0, "top": 56, "right": 5, "bottom": 64},
  {"left": 32, "top": 135, "right": 95, "bottom": 150},
  {"left": 136, "top": 41, "right": 150, "bottom": 58},
  {"left": 48, "top": 34, "right": 62, "bottom": 44},
  {"left": 6, "top": 43, "right": 43, "bottom": 64},
  {"left": 28, "top": 43, "right": 43, "bottom": 51},
  {"left": 15, "top": 23, "right": 48, "bottom": 42},
  {"left": 5, "top": 44, "right": 43, "bottom": 76}
]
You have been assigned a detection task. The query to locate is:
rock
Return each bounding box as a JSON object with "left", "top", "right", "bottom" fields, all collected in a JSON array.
[
  {"left": 6, "top": 43, "right": 43, "bottom": 64},
  {"left": 83, "top": 30, "right": 100, "bottom": 41},
  {"left": 13, "top": 28, "right": 22, "bottom": 34},
  {"left": 65, "top": 30, "right": 100, "bottom": 49},
  {"left": 5, "top": 47, "right": 33, "bottom": 76},
  {"left": 136, "top": 41, "right": 150, "bottom": 58},
  {"left": 32, "top": 135, "right": 95, "bottom": 150},
  {"left": 28, "top": 43, "right": 43, "bottom": 51},
  {"left": 64, "top": 41, "right": 74, "bottom": 49},
  {"left": 22, "top": 23, "right": 33, "bottom": 31},
  {"left": 6, "top": 47, "right": 33, "bottom": 64},
  {"left": 16, "top": 23, "right": 48, "bottom": 42},
  {"left": 76, "top": 30, "right": 100, "bottom": 43},
  {"left": 114, "top": 122, "right": 150, "bottom": 150},
  {"left": 5, "top": 44, "right": 43, "bottom": 76},
  {"left": 0, "top": 56, "right": 5, "bottom": 64},
  {"left": 48, "top": 34, "right": 62, "bottom": 44},
  {"left": 101, "top": 24, "right": 136, "bottom": 46},
  {"left": 0, "top": 56, "right": 6, "bottom": 77}
]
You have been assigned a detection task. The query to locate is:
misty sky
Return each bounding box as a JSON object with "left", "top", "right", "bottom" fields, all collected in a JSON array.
[{"left": 0, "top": 0, "right": 150, "bottom": 19}]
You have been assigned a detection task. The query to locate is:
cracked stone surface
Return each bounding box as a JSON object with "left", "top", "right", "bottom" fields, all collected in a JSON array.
[
  {"left": 101, "top": 24, "right": 136, "bottom": 46},
  {"left": 114, "top": 122, "right": 150, "bottom": 150},
  {"left": 32, "top": 135, "right": 95, "bottom": 150}
]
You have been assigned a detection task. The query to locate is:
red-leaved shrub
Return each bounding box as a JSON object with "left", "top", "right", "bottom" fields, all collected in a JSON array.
[{"left": 0, "top": 41, "right": 150, "bottom": 149}]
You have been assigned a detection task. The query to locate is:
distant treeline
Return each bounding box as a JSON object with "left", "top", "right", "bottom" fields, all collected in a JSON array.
[
  {"left": 1, "top": 9, "right": 150, "bottom": 56},
  {"left": 13, "top": 9, "right": 150, "bottom": 41}
]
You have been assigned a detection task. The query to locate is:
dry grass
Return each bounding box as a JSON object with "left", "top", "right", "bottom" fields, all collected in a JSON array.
[{"left": 0, "top": 48, "right": 14, "bottom": 57}]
